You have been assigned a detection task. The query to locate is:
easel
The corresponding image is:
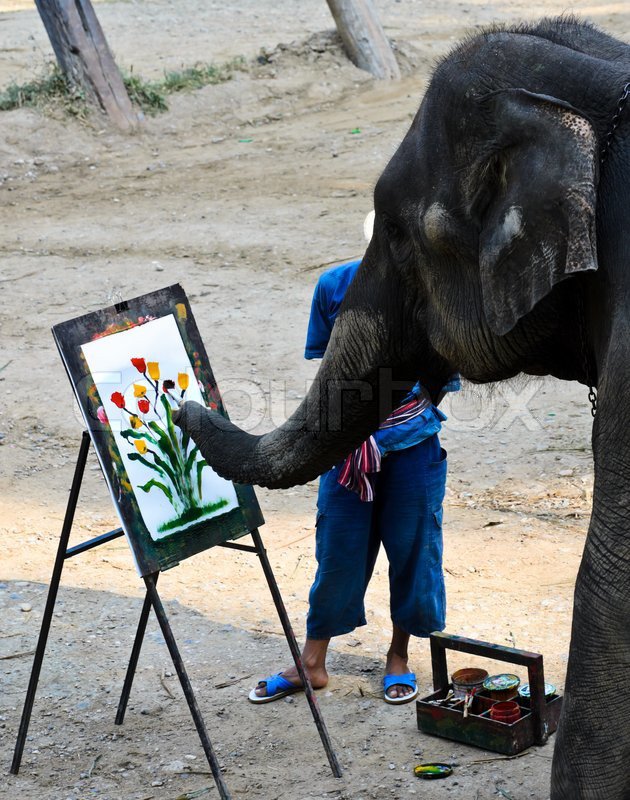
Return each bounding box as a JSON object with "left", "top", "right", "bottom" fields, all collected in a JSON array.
[{"left": 11, "top": 431, "right": 342, "bottom": 798}]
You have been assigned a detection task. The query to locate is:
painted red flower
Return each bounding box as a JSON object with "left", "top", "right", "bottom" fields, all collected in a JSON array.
[
  {"left": 137, "top": 398, "right": 150, "bottom": 414},
  {"left": 131, "top": 357, "right": 146, "bottom": 373},
  {"left": 111, "top": 391, "right": 125, "bottom": 408}
]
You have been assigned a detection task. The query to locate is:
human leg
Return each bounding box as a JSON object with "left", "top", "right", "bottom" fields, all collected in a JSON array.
[
  {"left": 376, "top": 437, "right": 447, "bottom": 700},
  {"left": 379, "top": 435, "right": 447, "bottom": 638},
  {"left": 253, "top": 467, "right": 375, "bottom": 700}
]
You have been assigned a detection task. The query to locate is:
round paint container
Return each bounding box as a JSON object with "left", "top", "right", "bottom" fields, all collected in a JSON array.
[
  {"left": 489, "top": 700, "right": 521, "bottom": 724},
  {"left": 483, "top": 673, "right": 521, "bottom": 701},
  {"left": 451, "top": 667, "right": 488, "bottom": 698},
  {"left": 518, "top": 682, "right": 556, "bottom": 699}
]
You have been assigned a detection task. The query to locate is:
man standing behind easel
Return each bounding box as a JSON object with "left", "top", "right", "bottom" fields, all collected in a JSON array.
[{"left": 250, "top": 214, "right": 459, "bottom": 705}]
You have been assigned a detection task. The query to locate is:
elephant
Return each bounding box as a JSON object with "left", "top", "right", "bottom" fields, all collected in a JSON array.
[{"left": 175, "top": 17, "right": 630, "bottom": 799}]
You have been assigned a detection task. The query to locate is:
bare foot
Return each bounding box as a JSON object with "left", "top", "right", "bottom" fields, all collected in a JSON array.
[
  {"left": 385, "top": 649, "right": 414, "bottom": 699},
  {"left": 385, "top": 625, "right": 414, "bottom": 700},
  {"left": 254, "top": 662, "right": 329, "bottom": 698},
  {"left": 254, "top": 638, "right": 331, "bottom": 699}
]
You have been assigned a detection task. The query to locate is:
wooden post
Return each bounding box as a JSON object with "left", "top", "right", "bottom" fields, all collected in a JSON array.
[
  {"left": 326, "top": 0, "right": 400, "bottom": 80},
  {"left": 35, "top": 0, "right": 139, "bottom": 130}
]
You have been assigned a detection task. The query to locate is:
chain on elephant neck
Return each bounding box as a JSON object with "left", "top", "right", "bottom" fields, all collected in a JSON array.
[
  {"left": 578, "top": 81, "right": 630, "bottom": 418},
  {"left": 600, "top": 81, "right": 630, "bottom": 165},
  {"left": 577, "top": 289, "right": 597, "bottom": 418}
]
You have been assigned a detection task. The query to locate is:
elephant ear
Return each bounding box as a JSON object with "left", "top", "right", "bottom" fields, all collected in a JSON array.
[{"left": 478, "top": 89, "right": 598, "bottom": 336}]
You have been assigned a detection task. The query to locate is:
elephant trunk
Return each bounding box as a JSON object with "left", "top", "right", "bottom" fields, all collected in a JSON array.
[{"left": 175, "top": 261, "right": 441, "bottom": 488}]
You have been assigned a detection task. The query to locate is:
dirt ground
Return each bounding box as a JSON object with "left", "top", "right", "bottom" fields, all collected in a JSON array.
[{"left": 0, "top": 1, "right": 627, "bottom": 799}]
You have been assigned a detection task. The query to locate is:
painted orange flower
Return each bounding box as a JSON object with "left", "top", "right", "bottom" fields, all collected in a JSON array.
[
  {"left": 130, "top": 415, "right": 142, "bottom": 429},
  {"left": 131, "top": 357, "right": 146, "bottom": 373},
  {"left": 111, "top": 391, "right": 125, "bottom": 408},
  {"left": 134, "top": 439, "right": 148, "bottom": 455},
  {"left": 133, "top": 384, "right": 147, "bottom": 398},
  {"left": 178, "top": 373, "right": 189, "bottom": 391},
  {"left": 137, "top": 398, "right": 150, "bottom": 414},
  {"left": 147, "top": 362, "right": 160, "bottom": 381}
]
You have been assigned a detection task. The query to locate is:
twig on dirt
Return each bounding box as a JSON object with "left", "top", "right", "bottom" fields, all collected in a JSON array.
[
  {"left": 0, "top": 270, "right": 37, "bottom": 283},
  {"left": 291, "top": 553, "right": 305, "bottom": 576},
  {"left": 526, "top": 751, "right": 553, "bottom": 759},
  {"left": 250, "top": 627, "right": 284, "bottom": 636},
  {"left": 444, "top": 567, "right": 461, "bottom": 577},
  {"left": 0, "top": 649, "right": 35, "bottom": 660},
  {"left": 466, "top": 750, "right": 531, "bottom": 766},
  {"left": 276, "top": 530, "right": 313, "bottom": 549},
  {"left": 0, "top": 631, "right": 23, "bottom": 639},
  {"left": 174, "top": 770, "right": 213, "bottom": 776},
  {"left": 160, "top": 668, "right": 175, "bottom": 699},
  {"left": 87, "top": 753, "right": 102, "bottom": 778},
  {"left": 0, "top": 360, "right": 12, "bottom": 373},
  {"left": 213, "top": 673, "right": 253, "bottom": 689}
]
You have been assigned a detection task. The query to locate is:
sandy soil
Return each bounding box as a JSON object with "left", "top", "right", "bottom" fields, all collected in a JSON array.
[{"left": 0, "top": 1, "right": 626, "bottom": 798}]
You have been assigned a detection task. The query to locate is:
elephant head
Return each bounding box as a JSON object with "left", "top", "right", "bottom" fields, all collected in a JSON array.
[
  {"left": 177, "top": 18, "right": 630, "bottom": 799},
  {"left": 175, "top": 18, "right": 618, "bottom": 488}
]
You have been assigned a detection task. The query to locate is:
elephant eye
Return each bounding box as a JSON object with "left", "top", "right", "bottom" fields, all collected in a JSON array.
[{"left": 383, "top": 216, "right": 413, "bottom": 261}]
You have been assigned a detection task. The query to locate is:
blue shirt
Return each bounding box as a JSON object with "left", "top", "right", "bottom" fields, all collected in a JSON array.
[{"left": 304, "top": 260, "right": 459, "bottom": 454}]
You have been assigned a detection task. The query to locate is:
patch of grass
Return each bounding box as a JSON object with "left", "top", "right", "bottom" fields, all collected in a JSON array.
[
  {"left": 122, "top": 73, "right": 168, "bottom": 116},
  {"left": 0, "top": 57, "right": 247, "bottom": 118},
  {"left": 162, "top": 58, "right": 246, "bottom": 92},
  {"left": 0, "top": 65, "right": 87, "bottom": 117},
  {"left": 122, "top": 57, "right": 247, "bottom": 115}
]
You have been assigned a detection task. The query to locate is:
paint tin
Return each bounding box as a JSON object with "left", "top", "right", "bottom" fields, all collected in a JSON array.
[
  {"left": 489, "top": 700, "right": 521, "bottom": 724},
  {"left": 482, "top": 673, "right": 520, "bottom": 701},
  {"left": 451, "top": 668, "right": 489, "bottom": 698},
  {"left": 518, "top": 682, "right": 556, "bottom": 699}
]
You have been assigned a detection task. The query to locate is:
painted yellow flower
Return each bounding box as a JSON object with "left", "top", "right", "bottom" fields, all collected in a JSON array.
[
  {"left": 133, "top": 383, "right": 147, "bottom": 397},
  {"left": 134, "top": 439, "right": 148, "bottom": 455},
  {"left": 130, "top": 414, "right": 141, "bottom": 429},
  {"left": 178, "top": 372, "right": 189, "bottom": 391},
  {"left": 147, "top": 362, "right": 160, "bottom": 381}
]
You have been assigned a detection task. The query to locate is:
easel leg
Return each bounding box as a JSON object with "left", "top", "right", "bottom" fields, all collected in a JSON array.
[
  {"left": 250, "top": 528, "right": 342, "bottom": 778},
  {"left": 115, "top": 575, "right": 158, "bottom": 725},
  {"left": 143, "top": 574, "right": 232, "bottom": 800},
  {"left": 11, "top": 431, "right": 91, "bottom": 775}
]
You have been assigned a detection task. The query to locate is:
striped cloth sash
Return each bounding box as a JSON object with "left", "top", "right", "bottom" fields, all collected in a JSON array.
[{"left": 337, "top": 389, "right": 432, "bottom": 502}]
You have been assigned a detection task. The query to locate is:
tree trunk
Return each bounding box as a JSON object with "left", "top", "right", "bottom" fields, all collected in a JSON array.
[
  {"left": 35, "top": 0, "right": 139, "bottom": 130},
  {"left": 326, "top": 0, "right": 401, "bottom": 80}
]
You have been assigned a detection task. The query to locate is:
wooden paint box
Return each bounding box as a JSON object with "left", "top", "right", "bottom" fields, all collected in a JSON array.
[{"left": 416, "top": 632, "right": 562, "bottom": 755}]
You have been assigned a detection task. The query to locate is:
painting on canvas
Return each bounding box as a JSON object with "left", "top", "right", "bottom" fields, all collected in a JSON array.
[{"left": 52, "top": 284, "right": 263, "bottom": 576}]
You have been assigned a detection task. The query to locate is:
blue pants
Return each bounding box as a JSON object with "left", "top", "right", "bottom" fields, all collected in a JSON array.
[{"left": 306, "top": 435, "right": 447, "bottom": 640}]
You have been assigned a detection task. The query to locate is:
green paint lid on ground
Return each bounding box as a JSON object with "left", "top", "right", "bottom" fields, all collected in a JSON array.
[{"left": 414, "top": 763, "right": 453, "bottom": 779}]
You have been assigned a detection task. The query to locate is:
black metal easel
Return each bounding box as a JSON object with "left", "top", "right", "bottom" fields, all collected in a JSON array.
[{"left": 10, "top": 431, "right": 342, "bottom": 798}]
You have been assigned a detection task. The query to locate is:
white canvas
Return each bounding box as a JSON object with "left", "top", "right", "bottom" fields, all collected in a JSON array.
[{"left": 81, "top": 314, "right": 238, "bottom": 540}]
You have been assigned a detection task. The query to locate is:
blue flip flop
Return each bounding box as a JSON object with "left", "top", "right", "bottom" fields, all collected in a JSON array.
[
  {"left": 248, "top": 672, "right": 303, "bottom": 704},
  {"left": 383, "top": 672, "right": 418, "bottom": 705}
]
